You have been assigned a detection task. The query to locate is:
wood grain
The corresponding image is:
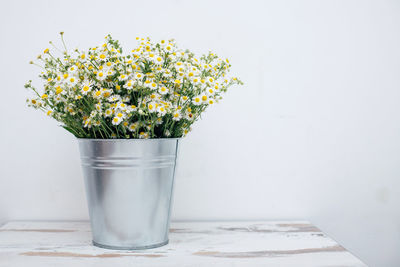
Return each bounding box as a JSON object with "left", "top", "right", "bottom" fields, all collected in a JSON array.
[{"left": 0, "top": 221, "right": 366, "bottom": 267}]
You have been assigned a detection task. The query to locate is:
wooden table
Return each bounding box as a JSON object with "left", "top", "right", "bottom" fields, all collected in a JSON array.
[{"left": 0, "top": 221, "right": 366, "bottom": 266}]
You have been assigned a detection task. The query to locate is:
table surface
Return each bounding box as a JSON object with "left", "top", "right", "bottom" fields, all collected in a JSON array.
[{"left": 0, "top": 221, "right": 366, "bottom": 267}]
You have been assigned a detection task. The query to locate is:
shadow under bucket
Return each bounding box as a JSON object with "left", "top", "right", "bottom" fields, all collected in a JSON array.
[{"left": 78, "top": 138, "right": 180, "bottom": 250}]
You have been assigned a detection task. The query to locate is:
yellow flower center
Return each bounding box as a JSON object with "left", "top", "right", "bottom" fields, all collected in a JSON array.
[{"left": 56, "top": 86, "right": 63, "bottom": 95}]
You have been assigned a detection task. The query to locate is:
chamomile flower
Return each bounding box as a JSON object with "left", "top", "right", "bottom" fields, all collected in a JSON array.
[
  {"left": 139, "top": 131, "right": 149, "bottom": 139},
  {"left": 115, "top": 111, "right": 126, "bottom": 120},
  {"left": 157, "top": 105, "right": 167, "bottom": 116},
  {"left": 128, "top": 122, "right": 139, "bottom": 132},
  {"left": 104, "top": 108, "right": 113, "bottom": 117},
  {"left": 81, "top": 82, "right": 92, "bottom": 95},
  {"left": 96, "top": 71, "right": 106, "bottom": 80},
  {"left": 118, "top": 74, "right": 128, "bottom": 81},
  {"left": 68, "top": 65, "right": 78, "bottom": 74},
  {"left": 150, "top": 82, "right": 158, "bottom": 90},
  {"left": 155, "top": 56, "right": 163, "bottom": 65},
  {"left": 147, "top": 102, "right": 157, "bottom": 113},
  {"left": 172, "top": 110, "right": 181, "bottom": 121},
  {"left": 67, "top": 76, "right": 78, "bottom": 86},
  {"left": 108, "top": 95, "right": 121, "bottom": 102},
  {"left": 135, "top": 72, "right": 143, "bottom": 80},
  {"left": 124, "top": 79, "right": 134, "bottom": 90},
  {"left": 102, "top": 89, "right": 112, "bottom": 98},
  {"left": 159, "top": 86, "right": 168, "bottom": 95},
  {"left": 111, "top": 116, "right": 122, "bottom": 125},
  {"left": 193, "top": 96, "right": 202, "bottom": 106}
]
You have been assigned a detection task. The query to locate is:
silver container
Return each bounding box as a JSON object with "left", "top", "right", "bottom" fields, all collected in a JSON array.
[{"left": 78, "top": 138, "right": 180, "bottom": 250}]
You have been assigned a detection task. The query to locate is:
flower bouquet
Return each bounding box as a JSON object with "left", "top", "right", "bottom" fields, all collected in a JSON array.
[{"left": 25, "top": 33, "right": 242, "bottom": 139}]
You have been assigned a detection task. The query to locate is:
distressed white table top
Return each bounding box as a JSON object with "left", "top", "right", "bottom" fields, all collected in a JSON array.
[{"left": 0, "top": 221, "right": 366, "bottom": 267}]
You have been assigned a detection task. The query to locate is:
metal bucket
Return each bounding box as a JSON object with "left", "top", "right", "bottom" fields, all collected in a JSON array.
[{"left": 78, "top": 138, "right": 180, "bottom": 250}]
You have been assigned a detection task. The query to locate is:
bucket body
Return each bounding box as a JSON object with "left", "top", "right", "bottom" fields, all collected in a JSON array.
[{"left": 78, "top": 138, "right": 179, "bottom": 250}]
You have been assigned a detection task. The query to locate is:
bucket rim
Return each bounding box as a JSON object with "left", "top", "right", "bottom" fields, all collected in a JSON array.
[{"left": 77, "top": 137, "right": 181, "bottom": 141}]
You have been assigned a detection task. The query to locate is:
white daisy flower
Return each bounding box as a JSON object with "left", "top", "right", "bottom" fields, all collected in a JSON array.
[
  {"left": 68, "top": 65, "right": 78, "bottom": 74},
  {"left": 67, "top": 76, "right": 78, "bottom": 86},
  {"left": 95, "top": 103, "right": 102, "bottom": 112},
  {"left": 115, "top": 111, "right": 126, "bottom": 120},
  {"left": 206, "top": 87, "right": 215, "bottom": 96},
  {"left": 144, "top": 80, "right": 152, "bottom": 88},
  {"left": 193, "top": 96, "right": 202, "bottom": 106},
  {"left": 106, "top": 68, "right": 115, "bottom": 76},
  {"left": 155, "top": 56, "right": 163, "bottom": 65},
  {"left": 93, "top": 90, "right": 102, "bottom": 99},
  {"left": 124, "top": 79, "right": 134, "bottom": 90},
  {"left": 159, "top": 86, "right": 169, "bottom": 95},
  {"left": 108, "top": 95, "right": 121, "bottom": 102},
  {"left": 172, "top": 110, "right": 181, "bottom": 121},
  {"left": 128, "top": 122, "right": 139, "bottom": 132},
  {"left": 150, "top": 82, "right": 158, "bottom": 90},
  {"left": 157, "top": 105, "right": 167, "bottom": 116},
  {"left": 192, "top": 77, "right": 200, "bottom": 85},
  {"left": 135, "top": 72, "right": 143, "bottom": 80},
  {"left": 80, "top": 81, "right": 92, "bottom": 94},
  {"left": 104, "top": 108, "right": 113, "bottom": 117},
  {"left": 163, "top": 69, "right": 172, "bottom": 77},
  {"left": 111, "top": 116, "right": 122, "bottom": 125},
  {"left": 96, "top": 71, "right": 107, "bottom": 80},
  {"left": 147, "top": 102, "right": 157, "bottom": 113},
  {"left": 139, "top": 131, "right": 149, "bottom": 139},
  {"left": 128, "top": 104, "right": 138, "bottom": 112},
  {"left": 118, "top": 74, "right": 129, "bottom": 81}
]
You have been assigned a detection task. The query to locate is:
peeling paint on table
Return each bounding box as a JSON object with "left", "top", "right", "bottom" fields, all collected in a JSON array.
[{"left": 0, "top": 221, "right": 366, "bottom": 266}]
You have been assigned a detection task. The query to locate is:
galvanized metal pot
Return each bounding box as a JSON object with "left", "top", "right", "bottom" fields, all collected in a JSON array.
[{"left": 78, "top": 138, "right": 180, "bottom": 250}]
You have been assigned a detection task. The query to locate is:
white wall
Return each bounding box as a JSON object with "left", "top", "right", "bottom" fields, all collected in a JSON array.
[{"left": 0, "top": 0, "right": 399, "bottom": 266}]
